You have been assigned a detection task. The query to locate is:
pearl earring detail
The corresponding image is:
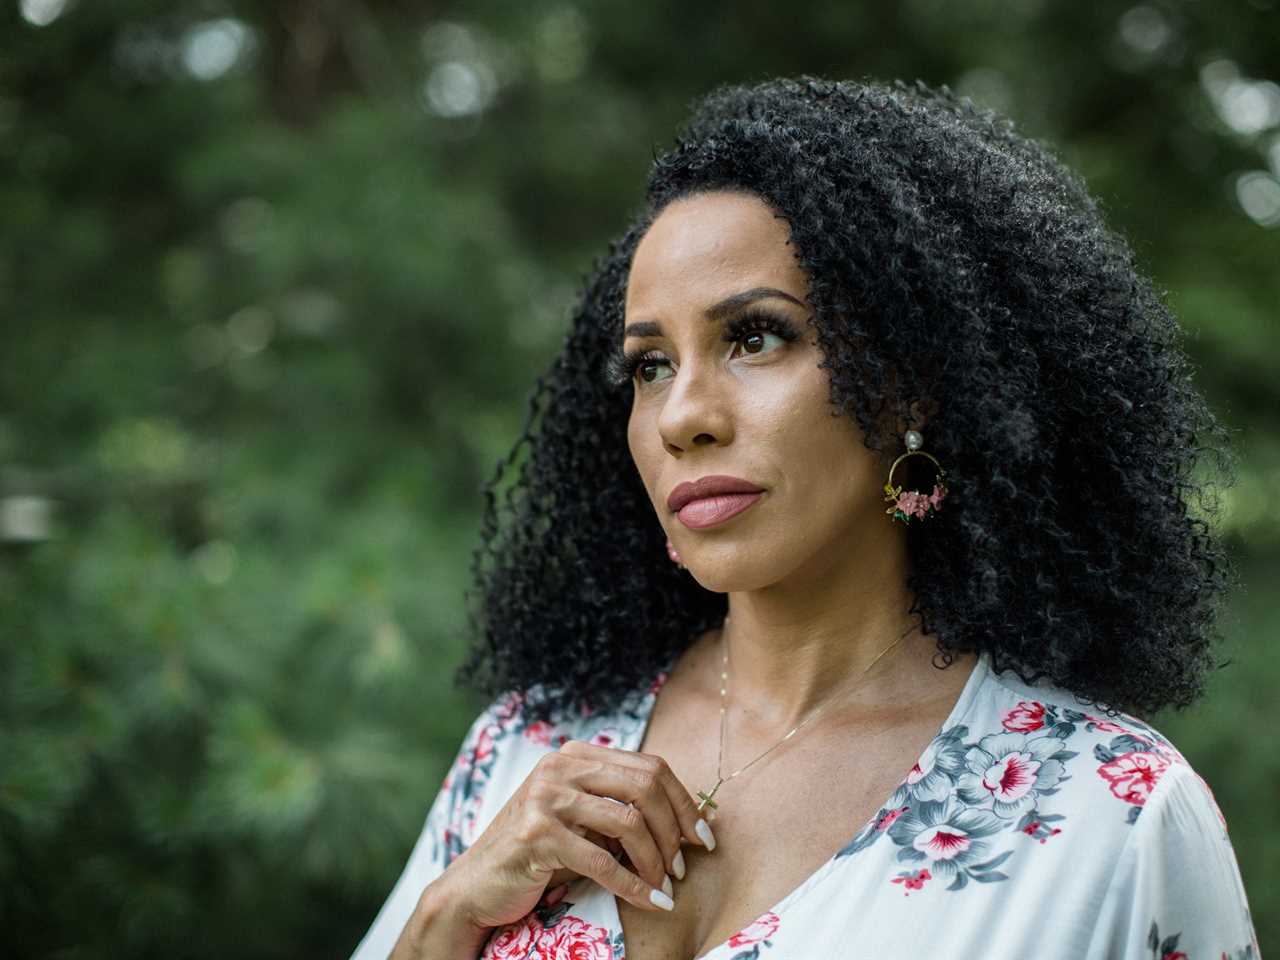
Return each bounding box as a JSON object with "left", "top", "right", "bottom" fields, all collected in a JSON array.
[{"left": 666, "top": 537, "right": 685, "bottom": 569}]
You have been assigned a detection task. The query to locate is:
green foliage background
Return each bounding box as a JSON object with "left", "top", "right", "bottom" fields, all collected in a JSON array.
[{"left": 1, "top": 1, "right": 1277, "bottom": 957}]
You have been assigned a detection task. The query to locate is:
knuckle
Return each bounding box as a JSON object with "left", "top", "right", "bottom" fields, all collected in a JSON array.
[
  {"left": 629, "top": 766, "right": 658, "bottom": 793},
  {"left": 616, "top": 802, "right": 643, "bottom": 832},
  {"left": 644, "top": 753, "right": 671, "bottom": 775},
  {"left": 526, "top": 777, "right": 558, "bottom": 807},
  {"left": 586, "top": 847, "right": 616, "bottom": 879},
  {"left": 513, "top": 810, "right": 544, "bottom": 847},
  {"left": 559, "top": 738, "right": 585, "bottom": 755},
  {"left": 534, "top": 751, "right": 563, "bottom": 775}
]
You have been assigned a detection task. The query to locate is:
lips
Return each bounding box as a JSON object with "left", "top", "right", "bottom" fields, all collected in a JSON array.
[
  {"left": 675, "top": 492, "right": 764, "bottom": 529},
  {"left": 667, "top": 475, "right": 766, "bottom": 513}
]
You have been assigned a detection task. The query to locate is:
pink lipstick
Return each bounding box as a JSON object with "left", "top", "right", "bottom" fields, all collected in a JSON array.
[{"left": 676, "top": 492, "right": 765, "bottom": 529}]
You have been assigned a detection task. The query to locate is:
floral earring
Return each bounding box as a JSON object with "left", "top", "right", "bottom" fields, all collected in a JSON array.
[
  {"left": 884, "top": 427, "right": 948, "bottom": 523},
  {"left": 666, "top": 537, "right": 685, "bottom": 570}
]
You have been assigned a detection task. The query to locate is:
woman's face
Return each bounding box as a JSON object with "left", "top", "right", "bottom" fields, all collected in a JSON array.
[{"left": 622, "top": 190, "right": 898, "bottom": 593}]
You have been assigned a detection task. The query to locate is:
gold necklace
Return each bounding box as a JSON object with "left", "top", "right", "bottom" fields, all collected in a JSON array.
[{"left": 694, "top": 614, "right": 913, "bottom": 816}]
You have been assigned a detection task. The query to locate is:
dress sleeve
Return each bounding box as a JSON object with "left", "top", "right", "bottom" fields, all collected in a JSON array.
[
  {"left": 1085, "top": 762, "right": 1261, "bottom": 959},
  {"left": 350, "top": 694, "right": 515, "bottom": 960}
]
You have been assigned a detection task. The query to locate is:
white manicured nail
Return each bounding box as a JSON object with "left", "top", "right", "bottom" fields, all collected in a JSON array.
[
  {"left": 672, "top": 848, "right": 685, "bottom": 880},
  {"left": 650, "top": 887, "right": 674, "bottom": 911},
  {"left": 695, "top": 818, "right": 716, "bottom": 851},
  {"left": 662, "top": 874, "right": 673, "bottom": 899}
]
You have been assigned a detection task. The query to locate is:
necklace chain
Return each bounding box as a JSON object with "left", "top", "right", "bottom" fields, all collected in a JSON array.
[{"left": 694, "top": 614, "right": 914, "bottom": 815}]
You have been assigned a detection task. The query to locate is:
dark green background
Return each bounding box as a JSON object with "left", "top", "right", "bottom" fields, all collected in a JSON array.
[{"left": 1, "top": 1, "right": 1277, "bottom": 957}]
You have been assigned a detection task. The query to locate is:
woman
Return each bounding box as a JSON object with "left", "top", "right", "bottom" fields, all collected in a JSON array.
[{"left": 352, "top": 76, "right": 1258, "bottom": 960}]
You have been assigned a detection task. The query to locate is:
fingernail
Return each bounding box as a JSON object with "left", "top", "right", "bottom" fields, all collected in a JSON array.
[
  {"left": 650, "top": 887, "right": 675, "bottom": 911},
  {"left": 695, "top": 818, "right": 716, "bottom": 851},
  {"left": 672, "top": 848, "right": 686, "bottom": 880},
  {"left": 662, "top": 874, "right": 673, "bottom": 899},
  {"left": 544, "top": 883, "right": 568, "bottom": 907}
]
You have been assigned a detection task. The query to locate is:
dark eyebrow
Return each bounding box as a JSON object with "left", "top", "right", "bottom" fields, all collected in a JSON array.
[{"left": 623, "top": 286, "right": 806, "bottom": 340}]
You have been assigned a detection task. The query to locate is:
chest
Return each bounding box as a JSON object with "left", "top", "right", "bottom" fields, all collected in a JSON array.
[{"left": 616, "top": 705, "right": 947, "bottom": 960}]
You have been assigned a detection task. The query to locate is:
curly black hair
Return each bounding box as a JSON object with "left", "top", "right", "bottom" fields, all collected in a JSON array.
[{"left": 453, "top": 75, "right": 1241, "bottom": 725}]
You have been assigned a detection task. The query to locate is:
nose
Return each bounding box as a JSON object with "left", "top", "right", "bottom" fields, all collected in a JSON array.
[{"left": 656, "top": 356, "right": 732, "bottom": 453}]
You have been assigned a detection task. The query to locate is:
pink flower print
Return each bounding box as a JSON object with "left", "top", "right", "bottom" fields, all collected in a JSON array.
[
  {"left": 887, "top": 796, "right": 1005, "bottom": 882},
  {"left": 890, "top": 867, "right": 933, "bottom": 894},
  {"left": 955, "top": 732, "right": 1066, "bottom": 818},
  {"left": 524, "top": 720, "right": 557, "bottom": 747},
  {"left": 472, "top": 725, "right": 498, "bottom": 765},
  {"left": 912, "top": 824, "right": 973, "bottom": 860},
  {"left": 981, "top": 751, "right": 1043, "bottom": 804},
  {"left": 726, "top": 912, "right": 780, "bottom": 948},
  {"left": 452, "top": 789, "right": 486, "bottom": 847},
  {"left": 928, "top": 484, "right": 946, "bottom": 509},
  {"left": 455, "top": 724, "right": 497, "bottom": 777},
  {"left": 1085, "top": 714, "right": 1130, "bottom": 733},
  {"left": 493, "top": 690, "right": 526, "bottom": 729},
  {"left": 1001, "top": 700, "right": 1047, "bottom": 733},
  {"left": 1097, "top": 750, "right": 1171, "bottom": 805},
  {"left": 481, "top": 911, "right": 543, "bottom": 959},
  {"left": 1021, "top": 819, "right": 1064, "bottom": 844},
  {"left": 893, "top": 734, "right": 968, "bottom": 805},
  {"left": 543, "top": 915, "right": 616, "bottom": 960},
  {"left": 876, "top": 805, "right": 910, "bottom": 831},
  {"left": 588, "top": 728, "right": 621, "bottom": 748},
  {"left": 649, "top": 670, "right": 670, "bottom": 696}
]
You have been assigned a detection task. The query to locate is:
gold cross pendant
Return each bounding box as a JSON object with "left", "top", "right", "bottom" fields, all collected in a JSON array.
[{"left": 695, "top": 779, "right": 722, "bottom": 813}]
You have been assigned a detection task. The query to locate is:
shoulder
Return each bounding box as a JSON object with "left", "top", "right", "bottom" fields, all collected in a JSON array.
[
  {"left": 973, "top": 656, "right": 1230, "bottom": 839},
  {"left": 867, "top": 653, "right": 1243, "bottom": 903}
]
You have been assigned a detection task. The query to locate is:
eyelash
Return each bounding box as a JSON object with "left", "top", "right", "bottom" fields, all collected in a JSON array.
[{"left": 605, "top": 309, "right": 801, "bottom": 389}]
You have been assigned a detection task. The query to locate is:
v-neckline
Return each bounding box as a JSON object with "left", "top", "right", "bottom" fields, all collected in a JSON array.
[{"left": 607, "top": 647, "right": 991, "bottom": 960}]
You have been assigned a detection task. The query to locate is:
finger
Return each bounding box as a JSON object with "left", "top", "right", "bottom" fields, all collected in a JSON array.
[
  {"left": 528, "top": 765, "right": 668, "bottom": 891},
  {"left": 554, "top": 823, "right": 675, "bottom": 913},
  {"left": 571, "top": 792, "right": 671, "bottom": 894},
  {"left": 583, "top": 827, "right": 624, "bottom": 859},
  {"left": 560, "top": 740, "right": 714, "bottom": 855},
  {"left": 541, "top": 829, "right": 621, "bottom": 891},
  {"left": 555, "top": 748, "right": 689, "bottom": 877}
]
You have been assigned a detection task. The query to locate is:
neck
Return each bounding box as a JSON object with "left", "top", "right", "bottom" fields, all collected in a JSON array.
[
  {"left": 712, "top": 541, "right": 955, "bottom": 732},
  {"left": 719, "top": 610, "right": 926, "bottom": 734}
]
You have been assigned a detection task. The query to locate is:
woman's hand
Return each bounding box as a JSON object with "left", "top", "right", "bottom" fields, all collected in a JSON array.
[{"left": 431, "top": 738, "right": 714, "bottom": 934}]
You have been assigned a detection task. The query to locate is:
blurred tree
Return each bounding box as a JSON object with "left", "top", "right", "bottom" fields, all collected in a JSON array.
[{"left": 0, "top": 0, "right": 1276, "bottom": 957}]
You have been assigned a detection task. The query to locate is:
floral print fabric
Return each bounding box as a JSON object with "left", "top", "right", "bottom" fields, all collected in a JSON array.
[{"left": 351, "top": 652, "right": 1261, "bottom": 960}]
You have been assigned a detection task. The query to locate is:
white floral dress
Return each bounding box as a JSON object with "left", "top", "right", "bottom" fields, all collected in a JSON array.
[{"left": 351, "top": 650, "right": 1261, "bottom": 960}]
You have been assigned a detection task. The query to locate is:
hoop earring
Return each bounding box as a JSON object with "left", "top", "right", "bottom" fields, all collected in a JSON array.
[
  {"left": 884, "top": 428, "right": 948, "bottom": 524},
  {"left": 665, "top": 537, "right": 686, "bottom": 570}
]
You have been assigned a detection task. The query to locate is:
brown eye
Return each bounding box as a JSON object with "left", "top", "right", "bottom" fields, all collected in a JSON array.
[{"left": 728, "top": 328, "right": 787, "bottom": 360}]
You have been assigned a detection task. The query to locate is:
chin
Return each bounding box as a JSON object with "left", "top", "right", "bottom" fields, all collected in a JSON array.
[{"left": 680, "top": 549, "right": 787, "bottom": 594}]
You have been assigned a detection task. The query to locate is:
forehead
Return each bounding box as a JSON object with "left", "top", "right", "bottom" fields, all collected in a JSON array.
[{"left": 625, "top": 191, "right": 807, "bottom": 319}]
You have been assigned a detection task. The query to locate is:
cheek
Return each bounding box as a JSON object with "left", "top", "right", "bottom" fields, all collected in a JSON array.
[
  {"left": 765, "top": 385, "right": 878, "bottom": 497},
  {"left": 626, "top": 409, "right": 655, "bottom": 478}
]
